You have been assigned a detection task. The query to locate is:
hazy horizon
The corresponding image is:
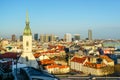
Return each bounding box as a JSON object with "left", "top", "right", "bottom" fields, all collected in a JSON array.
[{"left": 0, "top": 0, "right": 120, "bottom": 39}]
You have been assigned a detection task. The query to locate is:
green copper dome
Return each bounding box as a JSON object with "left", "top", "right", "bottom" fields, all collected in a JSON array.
[
  {"left": 23, "top": 24, "right": 32, "bottom": 35},
  {"left": 23, "top": 11, "right": 32, "bottom": 35}
]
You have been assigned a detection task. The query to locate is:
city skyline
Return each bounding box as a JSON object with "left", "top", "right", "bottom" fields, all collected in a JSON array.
[{"left": 0, "top": 0, "right": 120, "bottom": 39}]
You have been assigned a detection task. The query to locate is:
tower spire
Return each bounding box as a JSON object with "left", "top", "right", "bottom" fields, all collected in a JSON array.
[
  {"left": 26, "top": 10, "right": 29, "bottom": 23},
  {"left": 23, "top": 11, "right": 32, "bottom": 35}
]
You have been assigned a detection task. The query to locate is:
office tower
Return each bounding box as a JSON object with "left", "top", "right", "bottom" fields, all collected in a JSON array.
[
  {"left": 64, "top": 33, "right": 72, "bottom": 42},
  {"left": 40, "top": 34, "right": 56, "bottom": 42},
  {"left": 19, "top": 35, "right": 23, "bottom": 41},
  {"left": 49, "top": 34, "right": 55, "bottom": 42},
  {"left": 40, "top": 34, "right": 44, "bottom": 42},
  {"left": 45, "top": 34, "right": 49, "bottom": 42},
  {"left": 34, "top": 33, "right": 38, "bottom": 41},
  {"left": 88, "top": 29, "right": 92, "bottom": 40},
  {"left": 55, "top": 36, "right": 59, "bottom": 41},
  {"left": 12, "top": 34, "right": 16, "bottom": 41},
  {"left": 18, "top": 11, "right": 38, "bottom": 68},
  {"left": 74, "top": 34, "right": 80, "bottom": 41}
]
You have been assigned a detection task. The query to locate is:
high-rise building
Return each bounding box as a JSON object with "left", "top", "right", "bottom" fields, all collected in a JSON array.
[
  {"left": 88, "top": 29, "right": 92, "bottom": 40},
  {"left": 55, "top": 36, "right": 59, "bottom": 41},
  {"left": 19, "top": 35, "right": 23, "bottom": 41},
  {"left": 49, "top": 34, "right": 55, "bottom": 42},
  {"left": 74, "top": 34, "right": 80, "bottom": 41},
  {"left": 40, "top": 34, "right": 44, "bottom": 42},
  {"left": 12, "top": 34, "right": 16, "bottom": 41},
  {"left": 64, "top": 33, "right": 72, "bottom": 42},
  {"left": 18, "top": 11, "right": 38, "bottom": 68},
  {"left": 45, "top": 34, "right": 49, "bottom": 42},
  {"left": 40, "top": 34, "right": 56, "bottom": 42},
  {"left": 34, "top": 33, "right": 38, "bottom": 41}
]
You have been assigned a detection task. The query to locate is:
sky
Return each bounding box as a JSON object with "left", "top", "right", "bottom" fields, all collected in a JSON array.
[{"left": 0, "top": 0, "right": 120, "bottom": 39}]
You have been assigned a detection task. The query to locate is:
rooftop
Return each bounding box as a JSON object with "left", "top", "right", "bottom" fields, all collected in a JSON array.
[
  {"left": 71, "top": 56, "right": 87, "bottom": 64},
  {"left": 84, "top": 62, "right": 106, "bottom": 69},
  {"left": 100, "top": 55, "right": 113, "bottom": 62}
]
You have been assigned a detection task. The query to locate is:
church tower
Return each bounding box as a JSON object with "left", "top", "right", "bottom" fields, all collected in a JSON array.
[
  {"left": 23, "top": 11, "right": 32, "bottom": 53},
  {"left": 18, "top": 12, "right": 38, "bottom": 68}
]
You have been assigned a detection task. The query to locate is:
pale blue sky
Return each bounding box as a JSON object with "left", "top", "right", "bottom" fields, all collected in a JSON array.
[{"left": 0, "top": 0, "right": 120, "bottom": 39}]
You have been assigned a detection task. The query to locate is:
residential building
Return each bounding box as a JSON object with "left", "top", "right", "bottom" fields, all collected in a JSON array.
[
  {"left": 45, "top": 65, "right": 69, "bottom": 74},
  {"left": 12, "top": 34, "right": 16, "bottom": 42},
  {"left": 19, "top": 35, "right": 23, "bottom": 41},
  {"left": 45, "top": 34, "right": 49, "bottom": 42},
  {"left": 74, "top": 34, "right": 80, "bottom": 41},
  {"left": 70, "top": 56, "right": 88, "bottom": 71},
  {"left": 88, "top": 29, "right": 92, "bottom": 40},
  {"left": 49, "top": 34, "right": 55, "bottom": 42},
  {"left": 55, "top": 36, "right": 59, "bottom": 41},
  {"left": 64, "top": 33, "right": 72, "bottom": 42},
  {"left": 1, "top": 39, "right": 9, "bottom": 48},
  {"left": 70, "top": 55, "right": 114, "bottom": 76},
  {"left": 83, "top": 62, "right": 113, "bottom": 76},
  {"left": 40, "top": 34, "right": 44, "bottom": 42},
  {"left": 34, "top": 33, "right": 38, "bottom": 41}
]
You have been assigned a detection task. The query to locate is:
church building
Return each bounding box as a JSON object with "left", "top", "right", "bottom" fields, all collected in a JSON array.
[{"left": 18, "top": 12, "right": 39, "bottom": 68}]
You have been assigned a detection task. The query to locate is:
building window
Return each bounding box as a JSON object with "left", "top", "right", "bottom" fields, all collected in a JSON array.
[
  {"left": 26, "top": 56, "right": 29, "bottom": 62},
  {"left": 26, "top": 41, "right": 29, "bottom": 46}
]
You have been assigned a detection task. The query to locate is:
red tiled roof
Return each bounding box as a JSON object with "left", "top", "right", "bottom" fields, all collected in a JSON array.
[
  {"left": 34, "top": 53, "right": 41, "bottom": 58},
  {"left": 84, "top": 62, "right": 106, "bottom": 69},
  {"left": 59, "top": 65, "right": 69, "bottom": 69},
  {"left": 39, "top": 59, "right": 55, "bottom": 65},
  {"left": 100, "top": 55, "right": 113, "bottom": 62},
  {"left": 71, "top": 56, "right": 87, "bottom": 63},
  {"left": 0, "top": 52, "right": 20, "bottom": 59},
  {"left": 48, "top": 45, "right": 65, "bottom": 50},
  {"left": 45, "top": 64, "right": 59, "bottom": 68},
  {"left": 46, "top": 50, "right": 55, "bottom": 53},
  {"left": 45, "top": 64, "right": 69, "bottom": 69},
  {"left": 48, "top": 45, "right": 56, "bottom": 49}
]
